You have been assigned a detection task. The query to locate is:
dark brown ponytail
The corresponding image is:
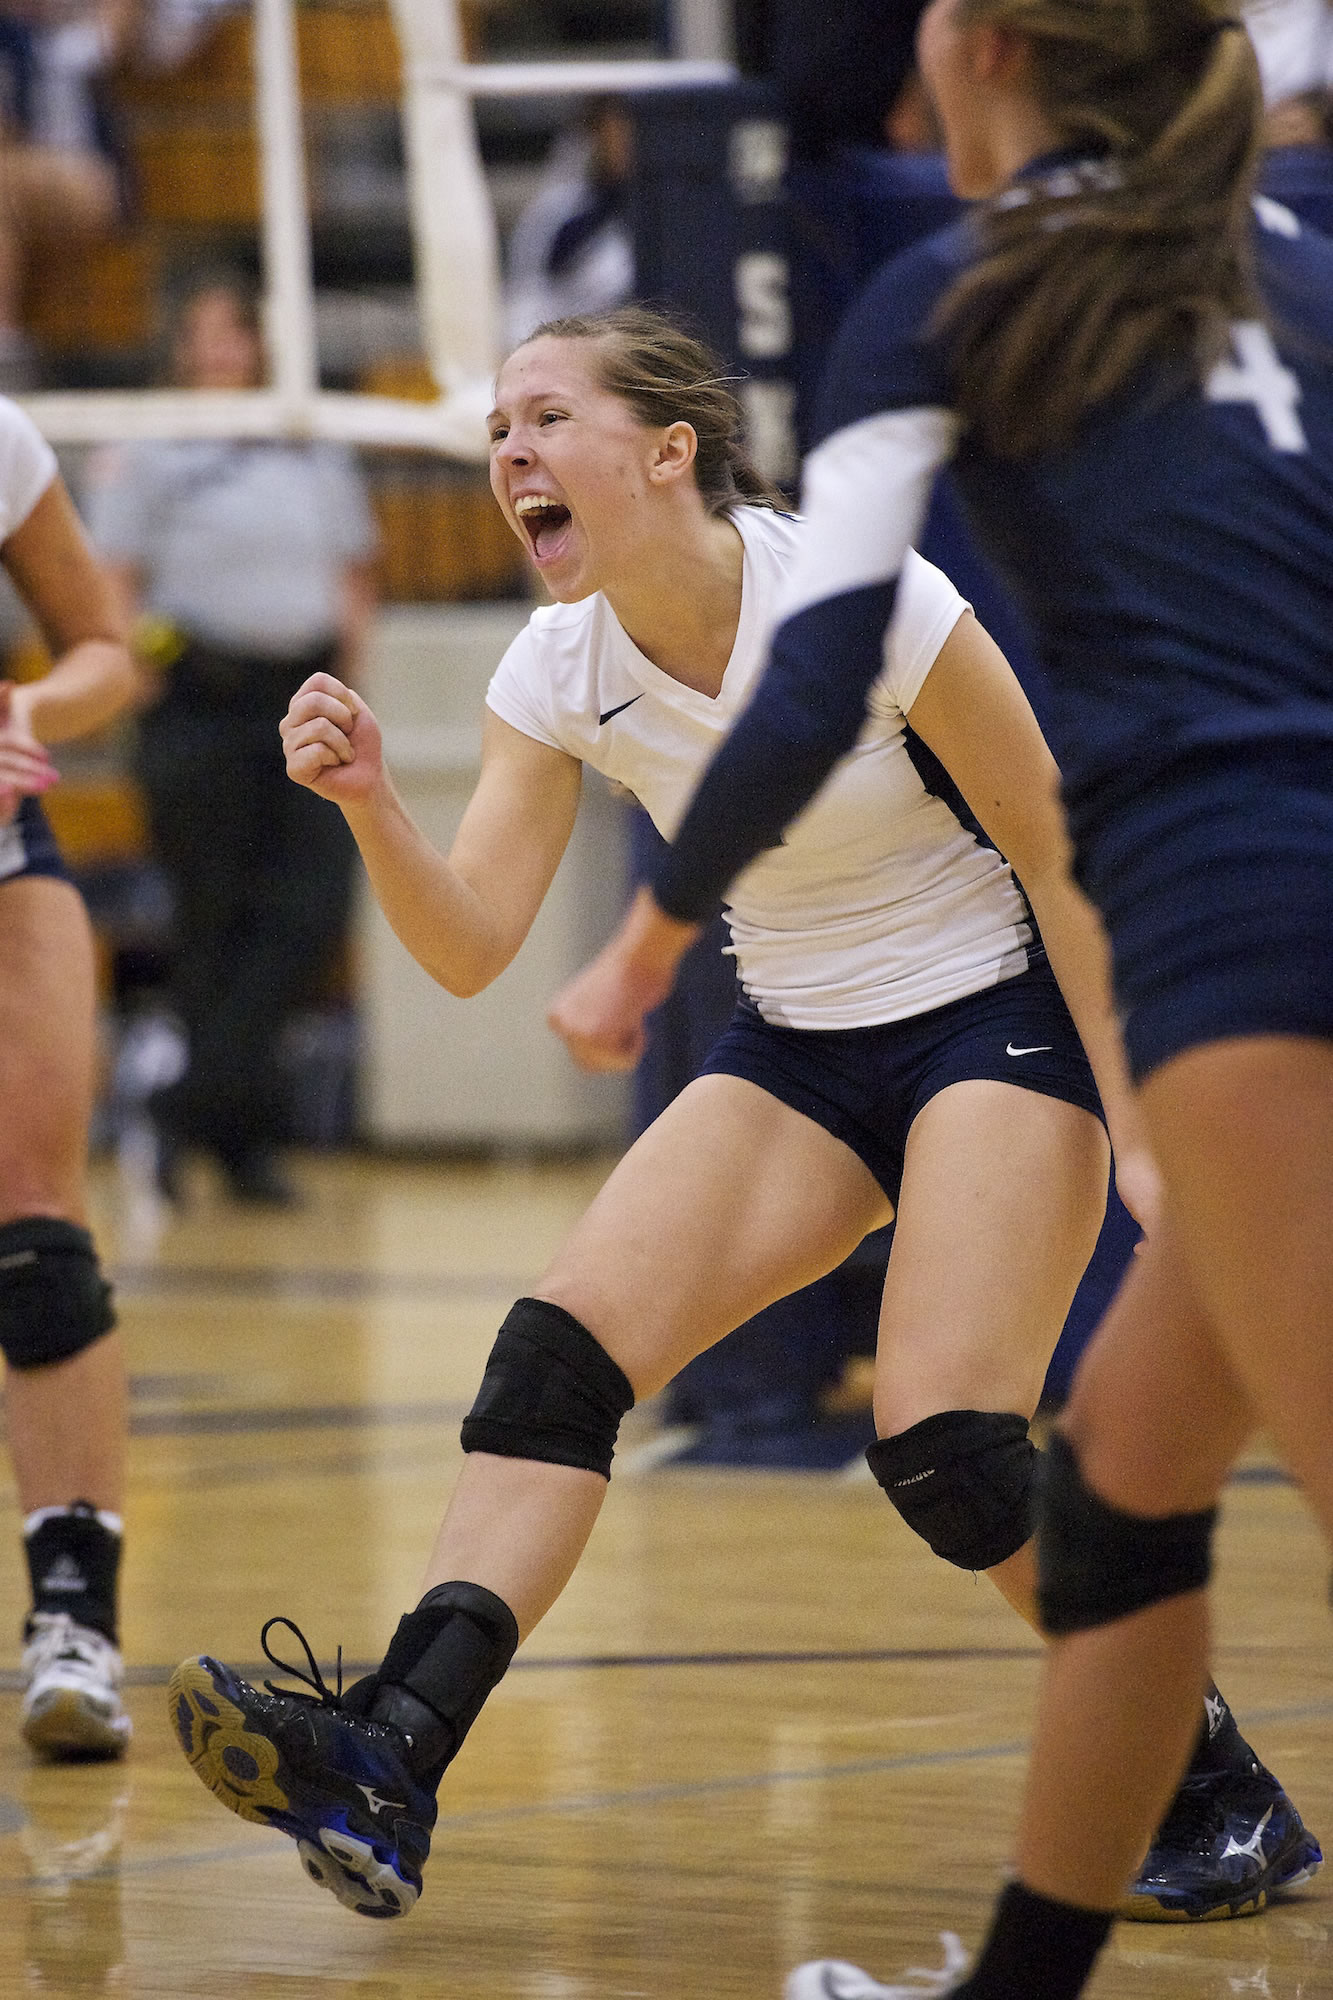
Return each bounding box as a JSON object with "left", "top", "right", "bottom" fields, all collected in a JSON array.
[{"left": 935, "top": 3, "right": 1264, "bottom": 457}]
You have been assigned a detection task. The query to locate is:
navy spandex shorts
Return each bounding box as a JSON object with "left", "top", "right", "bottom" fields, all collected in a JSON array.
[
  {"left": 1074, "top": 738, "right": 1333, "bottom": 1083},
  {"left": 698, "top": 959, "right": 1103, "bottom": 1208},
  {"left": 0, "top": 795, "right": 70, "bottom": 886}
]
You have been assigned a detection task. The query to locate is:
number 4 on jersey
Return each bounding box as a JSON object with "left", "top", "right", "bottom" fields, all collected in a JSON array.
[{"left": 1206, "top": 321, "right": 1308, "bottom": 453}]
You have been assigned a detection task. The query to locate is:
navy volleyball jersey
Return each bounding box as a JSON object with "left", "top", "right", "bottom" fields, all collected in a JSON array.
[{"left": 653, "top": 180, "right": 1333, "bottom": 921}]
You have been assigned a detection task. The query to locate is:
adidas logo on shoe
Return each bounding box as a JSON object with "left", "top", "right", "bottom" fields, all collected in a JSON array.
[{"left": 38, "top": 1555, "right": 87, "bottom": 1594}]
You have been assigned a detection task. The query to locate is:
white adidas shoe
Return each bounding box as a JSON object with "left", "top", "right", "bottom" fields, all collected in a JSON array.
[{"left": 21, "top": 1612, "right": 132, "bottom": 1760}]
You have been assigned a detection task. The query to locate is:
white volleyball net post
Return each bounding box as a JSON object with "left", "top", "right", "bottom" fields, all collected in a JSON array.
[{"left": 18, "top": 0, "right": 734, "bottom": 456}]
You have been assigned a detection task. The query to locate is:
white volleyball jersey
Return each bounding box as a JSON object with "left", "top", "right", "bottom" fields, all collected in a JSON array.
[
  {"left": 0, "top": 398, "right": 56, "bottom": 543},
  {"left": 0, "top": 401, "right": 57, "bottom": 883},
  {"left": 486, "top": 507, "right": 1036, "bottom": 1029}
]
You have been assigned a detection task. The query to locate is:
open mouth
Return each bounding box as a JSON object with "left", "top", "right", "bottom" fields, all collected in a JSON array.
[{"left": 513, "top": 495, "right": 573, "bottom": 564}]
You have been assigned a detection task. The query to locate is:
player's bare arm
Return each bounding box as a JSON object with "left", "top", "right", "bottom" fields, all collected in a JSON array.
[
  {"left": 1, "top": 479, "right": 137, "bottom": 744},
  {"left": 284, "top": 682, "right": 582, "bottom": 997}
]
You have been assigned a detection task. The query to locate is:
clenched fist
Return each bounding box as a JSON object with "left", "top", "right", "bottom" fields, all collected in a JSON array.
[{"left": 280, "top": 672, "right": 385, "bottom": 807}]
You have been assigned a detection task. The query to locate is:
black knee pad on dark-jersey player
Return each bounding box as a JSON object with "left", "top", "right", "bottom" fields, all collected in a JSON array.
[
  {"left": 1037, "top": 1429, "right": 1217, "bottom": 1636},
  {"left": 0, "top": 1218, "right": 116, "bottom": 1370},
  {"left": 866, "top": 1409, "right": 1037, "bottom": 1571},
  {"left": 460, "top": 1296, "right": 635, "bottom": 1479}
]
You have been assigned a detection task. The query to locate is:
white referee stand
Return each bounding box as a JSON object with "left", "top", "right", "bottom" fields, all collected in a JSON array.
[{"left": 21, "top": 0, "right": 736, "bottom": 1147}]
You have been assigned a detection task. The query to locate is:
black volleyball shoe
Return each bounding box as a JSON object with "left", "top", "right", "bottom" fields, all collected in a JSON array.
[
  {"left": 1123, "top": 1710, "right": 1322, "bottom": 1922},
  {"left": 168, "top": 1620, "right": 435, "bottom": 1918}
]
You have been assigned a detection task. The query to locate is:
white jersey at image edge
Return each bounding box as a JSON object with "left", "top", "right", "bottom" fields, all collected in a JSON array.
[
  {"left": 485, "top": 508, "right": 1036, "bottom": 1030},
  {"left": 0, "top": 397, "right": 56, "bottom": 540}
]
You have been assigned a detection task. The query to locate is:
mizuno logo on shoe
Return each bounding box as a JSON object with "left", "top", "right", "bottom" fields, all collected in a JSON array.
[
  {"left": 598, "top": 694, "right": 644, "bottom": 726},
  {"left": 1223, "top": 1805, "right": 1274, "bottom": 1864},
  {"left": 1006, "top": 1043, "right": 1053, "bottom": 1057},
  {"left": 356, "top": 1783, "right": 407, "bottom": 1817}
]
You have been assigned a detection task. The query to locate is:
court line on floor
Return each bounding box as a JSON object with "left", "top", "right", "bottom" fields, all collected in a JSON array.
[
  {"left": 2, "top": 1699, "right": 1330, "bottom": 1890},
  {"left": 0, "top": 1644, "right": 1047, "bottom": 1692},
  {"left": 127, "top": 1399, "right": 472, "bottom": 1437},
  {"left": 3, "top": 1639, "right": 1323, "bottom": 1692},
  {"left": 113, "top": 1390, "right": 1297, "bottom": 1488},
  {"left": 113, "top": 1264, "right": 530, "bottom": 1303}
]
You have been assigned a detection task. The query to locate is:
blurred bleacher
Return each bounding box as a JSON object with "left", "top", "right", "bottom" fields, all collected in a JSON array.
[{"left": 12, "top": 0, "right": 662, "bottom": 1141}]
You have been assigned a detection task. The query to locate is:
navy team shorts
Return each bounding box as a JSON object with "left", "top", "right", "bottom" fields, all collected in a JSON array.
[
  {"left": 1073, "top": 738, "right": 1333, "bottom": 1083},
  {"left": 0, "top": 795, "right": 71, "bottom": 886},
  {"left": 697, "top": 960, "right": 1103, "bottom": 1209}
]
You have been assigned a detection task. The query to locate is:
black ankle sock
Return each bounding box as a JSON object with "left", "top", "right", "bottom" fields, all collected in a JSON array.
[
  {"left": 363, "top": 1581, "right": 520, "bottom": 1788},
  {"left": 1183, "top": 1683, "right": 1250, "bottom": 1777},
  {"left": 23, "top": 1502, "right": 121, "bottom": 1645},
  {"left": 951, "top": 1881, "right": 1114, "bottom": 2000}
]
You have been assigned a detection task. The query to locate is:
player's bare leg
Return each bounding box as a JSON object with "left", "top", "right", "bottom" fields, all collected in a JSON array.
[
  {"left": 169, "top": 1076, "right": 892, "bottom": 1912},
  {"left": 0, "top": 876, "right": 128, "bottom": 1759}
]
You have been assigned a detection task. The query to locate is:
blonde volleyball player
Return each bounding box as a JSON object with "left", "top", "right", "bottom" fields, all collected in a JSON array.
[
  {"left": 167, "top": 307, "right": 1307, "bottom": 1925},
  {"left": 0, "top": 398, "right": 137, "bottom": 1755}
]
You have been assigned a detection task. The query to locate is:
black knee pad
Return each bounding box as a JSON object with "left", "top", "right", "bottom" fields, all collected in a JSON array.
[
  {"left": 0, "top": 1218, "right": 116, "bottom": 1371},
  {"left": 460, "top": 1297, "right": 635, "bottom": 1479},
  {"left": 1037, "top": 1430, "right": 1217, "bottom": 1637},
  {"left": 867, "top": 1409, "right": 1037, "bottom": 1571}
]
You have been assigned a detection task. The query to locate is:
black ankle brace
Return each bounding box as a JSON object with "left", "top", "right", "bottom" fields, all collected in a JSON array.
[{"left": 362, "top": 1581, "right": 519, "bottom": 1786}]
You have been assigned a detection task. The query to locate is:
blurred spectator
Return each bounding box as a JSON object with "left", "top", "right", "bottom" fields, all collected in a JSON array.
[
  {"left": 0, "top": 0, "right": 133, "bottom": 386},
  {"left": 1245, "top": 0, "right": 1333, "bottom": 230},
  {"left": 740, "top": 0, "right": 927, "bottom": 157},
  {"left": 503, "top": 97, "right": 634, "bottom": 349},
  {"left": 1246, "top": 0, "right": 1333, "bottom": 104},
  {"left": 83, "top": 273, "right": 378, "bottom": 1205},
  {"left": 132, "top": 0, "right": 235, "bottom": 71}
]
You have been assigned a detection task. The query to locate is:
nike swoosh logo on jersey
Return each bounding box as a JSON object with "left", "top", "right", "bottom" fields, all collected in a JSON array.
[
  {"left": 1006, "top": 1043, "right": 1053, "bottom": 1057},
  {"left": 598, "top": 694, "right": 644, "bottom": 726}
]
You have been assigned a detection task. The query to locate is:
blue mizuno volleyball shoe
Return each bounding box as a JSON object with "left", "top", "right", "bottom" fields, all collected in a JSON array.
[
  {"left": 1123, "top": 1748, "right": 1321, "bottom": 1922},
  {"left": 168, "top": 1619, "right": 435, "bottom": 1918}
]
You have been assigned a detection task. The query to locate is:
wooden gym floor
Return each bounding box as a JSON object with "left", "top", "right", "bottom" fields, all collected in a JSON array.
[{"left": 0, "top": 1150, "right": 1326, "bottom": 1999}]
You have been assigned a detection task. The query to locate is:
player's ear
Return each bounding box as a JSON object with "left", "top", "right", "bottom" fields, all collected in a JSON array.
[
  {"left": 650, "top": 422, "right": 698, "bottom": 485},
  {"left": 976, "top": 19, "right": 1031, "bottom": 88}
]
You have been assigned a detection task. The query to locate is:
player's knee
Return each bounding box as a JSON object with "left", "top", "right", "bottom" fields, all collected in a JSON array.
[
  {"left": 0, "top": 1217, "right": 116, "bottom": 1370},
  {"left": 1037, "top": 1429, "right": 1217, "bottom": 1636},
  {"left": 460, "top": 1296, "right": 635, "bottom": 1480},
  {"left": 866, "top": 1409, "right": 1036, "bottom": 1571}
]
